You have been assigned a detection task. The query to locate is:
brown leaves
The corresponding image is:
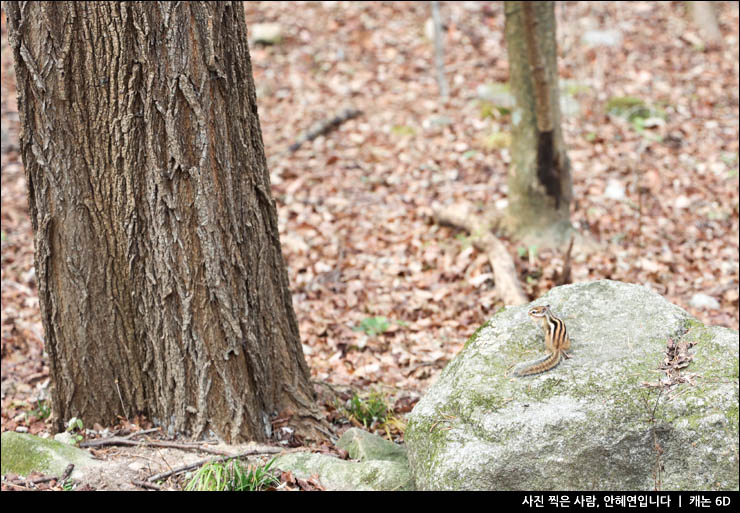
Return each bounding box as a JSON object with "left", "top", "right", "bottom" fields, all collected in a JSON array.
[
  {"left": 1, "top": 3, "right": 738, "bottom": 450},
  {"left": 642, "top": 337, "right": 698, "bottom": 390},
  {"left": 279, "top": 470, "right": 325, "bottom": 491}
]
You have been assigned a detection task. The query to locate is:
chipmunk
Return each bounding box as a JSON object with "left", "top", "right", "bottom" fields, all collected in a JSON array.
[{"left": 514, "top": 304, "right": 571, "bottom": 377}]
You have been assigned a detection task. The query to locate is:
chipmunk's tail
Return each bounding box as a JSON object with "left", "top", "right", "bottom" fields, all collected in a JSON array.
[{"left": 513, "top": 351, "right": 563, "bottom": 377}]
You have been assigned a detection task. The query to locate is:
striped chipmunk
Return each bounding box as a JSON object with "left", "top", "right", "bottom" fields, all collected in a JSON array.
[{"left": 514, "top": 304, "right": 571, "bottom": 377}]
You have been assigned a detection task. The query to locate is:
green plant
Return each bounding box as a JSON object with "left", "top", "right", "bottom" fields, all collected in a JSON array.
[
  {"left": 343, "top": 391, "right": 389, "bottom": 428},
  {"left": 390, "top": 125, "right": 415, "bottom": 136},
  {"left": 341, "top": 390, "right": 407, "bottom": 439},
  {"left": 352, "top": 316, "right": 391, "bottom": 337},
  {"left": 26, "top": 399, "right": 52, "bottom": 421},
  {"left": 185, "top": 457, "right": 280, "bottom": 491},
  {"left": 455, "top": 232, "right": 473, "bottom": 248},
  {"left": 65, "top": 417, "right": 84, "bottom": 444},
  {"left": 605, "top": 96, "right": 666, "bottom": 140},
  {"left": 482, "top": 131, "right": 511, "bottom": 150},
  {"left": 478, "top": 100, "right": 510, "bottom": 119},
  {"left": 517, "top": 245, "right": 538, "bottom": 260}
]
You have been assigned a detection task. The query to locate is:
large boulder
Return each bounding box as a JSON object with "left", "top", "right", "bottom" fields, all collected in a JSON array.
[{"left": 405, "top": 280, "right": 738, "bottom": 490}]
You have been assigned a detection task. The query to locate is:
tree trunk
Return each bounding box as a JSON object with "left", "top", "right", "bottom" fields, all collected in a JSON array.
[
  {"left": 688, "top": 1, "right": 723, "bottom": 50},
  {"left": 504, "top": 1, "right": 572, "bottom": 244},
  {"left": 5, "top": 1, "right": 324, "bottom": 443}
]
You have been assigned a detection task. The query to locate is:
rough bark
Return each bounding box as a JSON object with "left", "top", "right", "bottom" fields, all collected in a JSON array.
[
  {"left": 504, "top": 1, "right": 572, "bottom": 244},
  {"left": 5, "top": 1, "right": 324, "bottom": 443}
]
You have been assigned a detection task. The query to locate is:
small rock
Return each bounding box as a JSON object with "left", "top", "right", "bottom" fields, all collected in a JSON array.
[
  {"left": 689, "top": 293, "right": 720, "bottom": 310},
  {"left": 128, "top": 461, "right": 148, "bottom": 471},
  {"left": 15, "top": 426, "right": 29, "bottom": 433},
  {"left": 250, "top": 23, "right": 283, "bottom": 45},
  {"left": 604, "top": 179, "right": 625, "bottom": 200},
  {"left": 337, "top": 427, "right": 408, "bottom": 464},
  {"left": 424, "top": 115, "right": 453, "bottom": 128},
  {"left": 560, "top": 95, "right": 581, "bottom": 117},
  {"left": 581, "top": 29, "right": 623, "bottom": 47},
  {"left": 54, "top": 432, "right": 76, "bottom": 445},
  {"left": 424, "top": 18, "right": 435, "bottom": 41},
  {"left": 476, "top": 83, "right": 515, "bottom": 109},
  {"left": 675, "top": 195, "right": 692, "bottom": 209}
]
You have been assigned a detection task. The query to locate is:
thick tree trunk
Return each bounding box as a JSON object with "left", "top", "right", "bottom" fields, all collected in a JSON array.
[
  {"left": 5, "top": 1, "right": 324, "bottom": 443},
  {"left": 504, "top": 1, "right": 572, "bottom": 244}
]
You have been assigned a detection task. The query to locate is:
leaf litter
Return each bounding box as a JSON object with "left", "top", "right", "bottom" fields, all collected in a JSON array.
[{"left": 1, "top": 2, "right": 737, "bottom": 489}]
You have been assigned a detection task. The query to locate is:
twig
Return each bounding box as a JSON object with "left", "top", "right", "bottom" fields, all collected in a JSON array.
[
  {"left": 23, "top": 463, "right": 74, "bottom": 486},
  {"left": 146, "top": 447, "right": 288, "bottom": 483},
  {"left": 3, "top": 481, "right": 33, "bottom": 491},
  {"left": 80, "top": 437, "right": 233, "bottom": 455},
  {"left": 114, "top": 378, "right": 127, "bottom": 417},
  {"left": 287, "top": 108, "right": 363, "bottom": 153},
  {"left": 79, "top": 426, "right": 161, "bottom": 448},
  {"left": 132, "top": 479, "right": 164, "bottom": 491},
  {"left": 26, "top": 475, "right": 57, "bottom": 485},
  {"left": 80, "top": 428, "right": 228, "bottom": 455},
  {"left": 556, "top": 234, "right": 574, "bottom": 285}
]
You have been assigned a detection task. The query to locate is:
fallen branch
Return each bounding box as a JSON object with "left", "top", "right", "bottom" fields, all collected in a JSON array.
[
  {"left": 17, "top": 463, "right": 75, "bottom": 487},
  {"left": 80, "top": 428, "right": 232, "bottom": 456},
  {"left": 287, "top": 108, "right": 363, "bottom": 153},
  {"left": 433, "top": 202, "right": 527, "bottom": 305},
  {"left": 79, "top": 427, "right": 161, "bottom": 447},
  {"left": 132, "top": 479, "right": 164, "bottom": 491},
  {"left": 3, "top": 481, "right": 33, "bottom": 491},
  {"left": 145, "top": 447, "right": 287, "bottom": 483},
  {"left": 81, "top": 437, "right": 233, "bottom": 456}
]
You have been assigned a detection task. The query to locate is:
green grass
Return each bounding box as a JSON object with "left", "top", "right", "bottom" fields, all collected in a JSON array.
[
  {"left": 344, "top": 391, "right": 389, "bottom": 428},
  {"left": 352, "top": 316, "right": 391, "bottom": 337},
  {"left": 185, "top": 457, "right": 280, "bottom": 491},
  {"left": 26, "top": 399, "right": 52, "bottom": 422},
  {"left": 605, "top": 95, "right": 667, "bottom": 140},
  {"left": 340, "top": 390, "right": 406, "bottom": 438}
]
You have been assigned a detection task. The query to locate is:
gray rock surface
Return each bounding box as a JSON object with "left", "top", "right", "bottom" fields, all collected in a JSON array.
[
  {"left": 405, "top": 280, "right": 739, "bottom": 490},
  {"left": 250, "top": 23, "right": 283, "bottom": 45}
]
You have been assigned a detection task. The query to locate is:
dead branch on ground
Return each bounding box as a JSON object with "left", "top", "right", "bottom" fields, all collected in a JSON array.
[{"left": 432, "top": 202, "right": 527, "bottom": 305}]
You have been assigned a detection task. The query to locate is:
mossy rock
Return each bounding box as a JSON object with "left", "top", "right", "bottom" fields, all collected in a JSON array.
[
  {"left": 1, "top": 432, "right": 102, "bottom": 479},
  {"left": 406, "top": 280, "right": 739, "bottom": 490},
  {"left": 337, "top": 427, "right": 408, "bottom": 465}
]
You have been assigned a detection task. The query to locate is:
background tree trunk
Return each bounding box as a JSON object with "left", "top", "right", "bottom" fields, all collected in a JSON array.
[
  {"left": 504, "top": 1, "right": 573, "bottom": 245},
  {"left": 688, "top": 1, "right": 723, "bottom": 50},
  {"left": 5, "top": 1, "right": 324, "bottom": 443}
]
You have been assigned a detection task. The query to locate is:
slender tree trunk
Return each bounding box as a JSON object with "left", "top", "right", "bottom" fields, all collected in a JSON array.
[
  {"left": 504, "top": 1, "right": 572, "bottom": 244},
  {"left": 5, "top": 1, "right": 324, "bottom": 443},
  {"left": 688, "top": 1, "right": 722, "bottom": 50}
]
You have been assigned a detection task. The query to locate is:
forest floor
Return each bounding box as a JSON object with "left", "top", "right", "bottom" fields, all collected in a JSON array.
[{"left": 1, "top": 2, "right": 738, "bottom": 490}]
